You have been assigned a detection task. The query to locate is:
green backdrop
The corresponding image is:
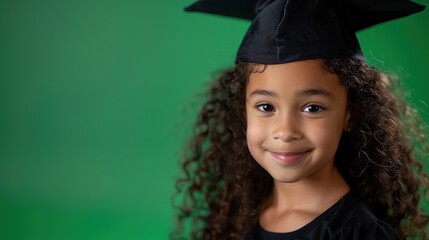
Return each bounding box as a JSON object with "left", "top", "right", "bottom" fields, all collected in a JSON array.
[{"left": 0, "top": 0, "right": 428, "bottom": 239}]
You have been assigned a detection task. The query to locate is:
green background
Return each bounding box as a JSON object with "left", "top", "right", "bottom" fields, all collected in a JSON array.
[{"left": 0, "top": 0, "right": 428, "bottom": 239}]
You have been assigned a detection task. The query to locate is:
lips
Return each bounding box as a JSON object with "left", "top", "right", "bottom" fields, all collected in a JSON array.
[{"left": 270, "top": 150, "right": 312, "bottom": 165}]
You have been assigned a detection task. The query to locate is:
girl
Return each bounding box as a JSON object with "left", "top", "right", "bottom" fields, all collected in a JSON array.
[{"left": 173, "top": 0, "right": 429, "bottom": 239}]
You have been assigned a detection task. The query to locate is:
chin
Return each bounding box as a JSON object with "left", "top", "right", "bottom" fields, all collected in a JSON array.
[{"left": 268, "top": 172, "right": 304, "bottom": 184}]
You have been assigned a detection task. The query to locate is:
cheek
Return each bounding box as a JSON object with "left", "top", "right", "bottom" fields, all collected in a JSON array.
[
  {"left": 246, "top": 118, "right": 266, "bottom": 151},
  {"left": 310, "top": 122, "right": 343, "bottom": 154},
  {"left": 246, "top": 125, "right": 266, "bottom": 166}
]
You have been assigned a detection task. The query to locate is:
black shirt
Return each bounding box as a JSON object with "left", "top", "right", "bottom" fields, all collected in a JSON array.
[{"left": 244, "top": 192, "right": 400, "bottom": 240}]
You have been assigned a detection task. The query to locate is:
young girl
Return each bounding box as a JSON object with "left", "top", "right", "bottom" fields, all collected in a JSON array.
[{"left": 173, "top": 0, "right": 429, "bottom": 239}]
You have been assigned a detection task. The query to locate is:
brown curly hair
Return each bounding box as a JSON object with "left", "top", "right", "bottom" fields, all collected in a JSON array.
[{"left": 171, "top": 55, "right": 429, "bottom": 239}]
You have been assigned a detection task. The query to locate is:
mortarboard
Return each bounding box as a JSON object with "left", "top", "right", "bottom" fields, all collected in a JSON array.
[{"left": 185, "top": 0, "right": 425, "bottom": 64}]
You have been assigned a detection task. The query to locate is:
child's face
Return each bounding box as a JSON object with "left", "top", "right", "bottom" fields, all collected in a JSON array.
[{"left": 245, "top": 60, "right": 350, "bottom": 184}]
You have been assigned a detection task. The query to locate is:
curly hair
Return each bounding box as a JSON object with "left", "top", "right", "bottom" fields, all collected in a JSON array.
[{"left": 171, "top": 56, "right": 429, "bottom": 239}]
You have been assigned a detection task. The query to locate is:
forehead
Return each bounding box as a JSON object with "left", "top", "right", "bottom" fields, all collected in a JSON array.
[{"left": 246, "top": 60, "right": 344, "bottom": 96}]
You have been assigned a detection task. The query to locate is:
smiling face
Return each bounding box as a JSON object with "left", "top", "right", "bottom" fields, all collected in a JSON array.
[{"left": 245, "top": 60, "right": 350, "bottom": 184}]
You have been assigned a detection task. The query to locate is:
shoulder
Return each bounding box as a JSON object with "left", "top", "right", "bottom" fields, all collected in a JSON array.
[
  {"left": 244, "top": 192, "right": 401, "bottom": 240},
  {"left": 327, "top": 192, "right": 401, "bottom": 240},
  {"left": 334, "top": 221, "right": 400, "bottom": 240}
]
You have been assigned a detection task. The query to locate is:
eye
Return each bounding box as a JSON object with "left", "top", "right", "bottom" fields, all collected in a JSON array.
[
  {"left": 303, "top": 104, "right": 324, "bottom": 113},
  {"left": 256, "top": 103, "right": 275, "bottom": 112}
]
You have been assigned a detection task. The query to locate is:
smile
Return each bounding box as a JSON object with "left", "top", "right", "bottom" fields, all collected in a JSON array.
[{"left": 269, "top": 150, "right": 312, "bottom": 165}]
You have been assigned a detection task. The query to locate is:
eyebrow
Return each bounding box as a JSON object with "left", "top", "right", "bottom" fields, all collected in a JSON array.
[
  {"left": 248, "top": 88, "right": 335, "bottom": 99},
  {"left": 248, "top": 89, "right": 279, "bottom": 98},
  {"left": 298, "top": 89, "right": 335, "bottom": 99}
]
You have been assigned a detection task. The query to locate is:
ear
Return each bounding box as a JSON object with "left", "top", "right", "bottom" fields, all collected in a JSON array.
[
  {"left": 344, "top": 111, "right": 352, "bottom": 131},
  {"left": 240, "top": 110, "right": 247, "bottom": 136},
  {"left": 344, "top": 105, "right": 356, "bottom": 132},
  {"left": 241, "top": 109, "right": 247, "bottom": 127}
]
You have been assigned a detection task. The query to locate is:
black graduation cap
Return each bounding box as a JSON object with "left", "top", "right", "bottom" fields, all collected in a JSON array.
[{"left": 185, "top": 0, "right": 425, "bottom": 64}]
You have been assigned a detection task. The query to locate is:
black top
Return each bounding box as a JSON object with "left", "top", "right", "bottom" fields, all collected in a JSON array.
[{"left": 243, "top": 192, "right": 400, "bottom": 240}]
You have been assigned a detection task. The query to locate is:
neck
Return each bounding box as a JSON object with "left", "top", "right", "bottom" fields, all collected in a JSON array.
[{"left": 267, "top": 164, "right": 350, "bottom": 212}]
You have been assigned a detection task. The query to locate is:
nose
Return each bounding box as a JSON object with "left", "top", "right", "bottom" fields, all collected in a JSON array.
[{"left": 272, "top": 113, "right": 303, "bottom": 142}]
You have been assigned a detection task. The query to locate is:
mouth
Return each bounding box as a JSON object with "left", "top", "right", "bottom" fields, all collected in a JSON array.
[{"left": 269, "top": 149, "right": 312, "bottom": 165}]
